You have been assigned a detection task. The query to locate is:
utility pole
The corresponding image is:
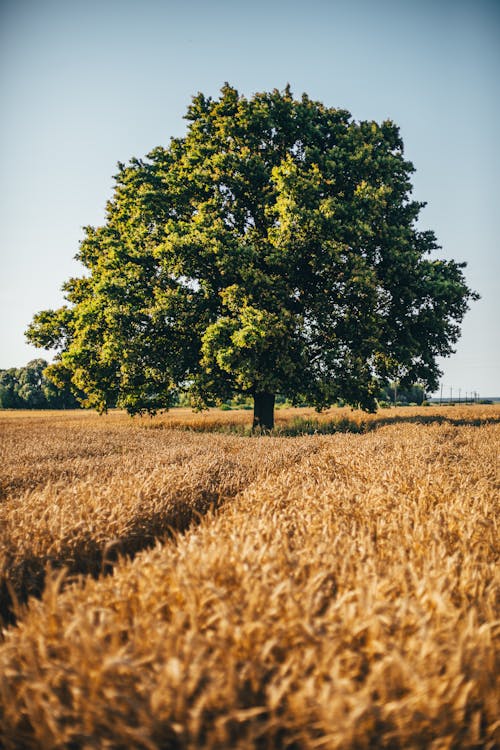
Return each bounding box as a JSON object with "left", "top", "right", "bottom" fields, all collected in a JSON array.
[
  {"left": 458, "top": 387, "right": 461, "bottom": 404},
  {"left": 450, "top": 386, "right": 453, "bottom": 404},
  {"left": 440, "top": 383, "right": 443, "bottom": 406}
]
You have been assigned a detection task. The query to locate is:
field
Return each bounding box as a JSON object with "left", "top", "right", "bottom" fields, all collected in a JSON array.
[{"left": 0, "top": 405, "right": 499, "bottom": 749}]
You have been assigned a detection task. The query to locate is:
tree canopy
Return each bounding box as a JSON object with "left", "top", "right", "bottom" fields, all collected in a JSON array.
[{"left": 27, "top": 84, "right": 478, "bottom": 428}]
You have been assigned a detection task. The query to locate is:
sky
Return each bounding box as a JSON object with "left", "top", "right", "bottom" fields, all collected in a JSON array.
[{"left": 1, "top": 0, "right": 499, "bottom": 396}]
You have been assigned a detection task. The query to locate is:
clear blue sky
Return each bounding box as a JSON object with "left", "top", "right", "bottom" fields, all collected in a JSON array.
[{"left": 1, "top": 0, "right": 499, "bottom": 396}]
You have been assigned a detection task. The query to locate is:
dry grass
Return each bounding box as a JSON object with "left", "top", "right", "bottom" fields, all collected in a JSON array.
[{"left": 0, "top": 406, "right": 499, "bottom": 748}]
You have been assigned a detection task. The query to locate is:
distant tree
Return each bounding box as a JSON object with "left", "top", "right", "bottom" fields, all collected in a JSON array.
[
  {"left": 378, "top": 382, "right": 425, "bottom": 405},
  {"left": 16, "top": 359, "right": 48, "bottom": 408},
  {"left": 0, "top": 369, "right": 21, "bottom": 409},
  {"left": 27, "top": 85, "right": 478, "bottom": 429},
  {"left": 0, "top": 359, "right": 81, "bottom": 409}
]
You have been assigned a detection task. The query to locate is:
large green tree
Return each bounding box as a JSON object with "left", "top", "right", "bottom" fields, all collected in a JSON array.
[{"left": 27, "top": 85, "right": 477, "bottom": 429}]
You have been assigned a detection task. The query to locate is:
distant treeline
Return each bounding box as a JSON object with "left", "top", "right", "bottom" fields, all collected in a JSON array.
[
  {"left": 1, "top": 360, "right": 428, "bottom": 411},
  {"left": 377, "top": 383, "right": 425, "bottom": 406},
  {"left": 0, "top": 359, "right": 81, "bottom": 409}
]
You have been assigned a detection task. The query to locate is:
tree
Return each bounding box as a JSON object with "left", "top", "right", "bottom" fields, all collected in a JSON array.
[
  {"left": 0, "top": 369, "right": 21, "bottom": 409},
  {"left": 378, "top": 382, "right": 425, "bottom": 406},
  {"left": 16, "top": 358, "right": 47, "bottom": 408},
  {"left": 0, "top": 359, "right": 81, "bottom": 409},
  {"left": 27, "top": 85, "right": 478, "bottom": 429}
]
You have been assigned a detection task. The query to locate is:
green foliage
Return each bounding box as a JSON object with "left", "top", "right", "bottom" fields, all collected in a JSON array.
[
  {"left": 0, "top": 360, "right": 81, "bottom": 409},
  {"left": 378, "top": 382, "right": 426, "bottom": 405},
  {"left": 378, "top": 400, "right": 391, "bottom": 409},
  {"left": 27, "top": 85, "right": 478, "bottom": 419}
]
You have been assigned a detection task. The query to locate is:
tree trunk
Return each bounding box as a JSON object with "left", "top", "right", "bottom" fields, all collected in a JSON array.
[{"left": 253, "top": 392, "right": 275, "bottom": 431}]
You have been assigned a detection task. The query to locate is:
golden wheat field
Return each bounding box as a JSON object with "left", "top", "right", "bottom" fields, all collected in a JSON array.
[{"left": 0, "top": 405, "right": 499, "bottom": 749}]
